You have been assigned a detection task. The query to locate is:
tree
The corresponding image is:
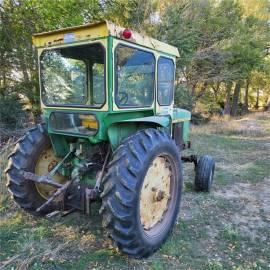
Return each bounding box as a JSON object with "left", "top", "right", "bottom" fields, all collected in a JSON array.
[
  {"left": 103, "top": 0, "right": 158, "bottom": 33},
  {"left": 0, "top": 0, "right": 104, "bottom": 119},
  {"left": 250, "top": 68, "right": 270, "bottom": 110},
  {"left": 157, "top": 0, "right": 269, "bottom": 116}
]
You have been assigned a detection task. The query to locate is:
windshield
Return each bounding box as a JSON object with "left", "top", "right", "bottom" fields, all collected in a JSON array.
[{"left": 40, "top": 43, "right": 105, "bottom": 107}]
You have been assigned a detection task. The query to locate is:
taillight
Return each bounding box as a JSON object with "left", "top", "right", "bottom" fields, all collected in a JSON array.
[{"left": 122, "top": 28, "right": 132, "bottom": 39}]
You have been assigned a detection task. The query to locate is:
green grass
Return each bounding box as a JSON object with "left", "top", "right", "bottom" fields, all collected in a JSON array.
[{"left": 0, "top": 112, "right": 270, "bottom": 270}]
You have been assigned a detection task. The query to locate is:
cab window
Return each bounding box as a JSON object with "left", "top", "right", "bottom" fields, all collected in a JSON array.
[
  {"left": 115, "top": 44, "right": 155, "bottom": 108},
  {"left": 157, "top": 57, "right": 174, "bottom": 106},
  {"left": 40, "top": 43, "right": 105, "bottom": 107}
]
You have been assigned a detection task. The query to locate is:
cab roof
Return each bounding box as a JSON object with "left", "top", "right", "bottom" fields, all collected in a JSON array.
[{"left": 32, "top": 20, "right": 179, "bottom": 57}]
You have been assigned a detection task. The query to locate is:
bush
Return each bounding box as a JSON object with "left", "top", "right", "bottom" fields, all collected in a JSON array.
[
  {"left": 191, "top": 112, "right": 210, "bottom": 125},
  {"left": 0, "top": 94, "right": 25, "bottom": 129},
  {"left": 174, "top": 85, "right": 194, "bottom": 111},
  {"left": 195, "top": 91, "right": 224, "bottom": 116}
]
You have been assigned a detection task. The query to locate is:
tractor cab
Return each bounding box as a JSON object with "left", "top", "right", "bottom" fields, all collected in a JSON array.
[{"left": 33, "top": 21, "right": 190, "bottom": 152}]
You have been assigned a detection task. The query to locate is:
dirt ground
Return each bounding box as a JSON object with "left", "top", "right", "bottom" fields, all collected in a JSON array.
[
  {"left": 0, "top": 112, "right": 269, "bottom": 270},
  {"left": 214, "top": 179, "right": 270, "bottom": 238}
]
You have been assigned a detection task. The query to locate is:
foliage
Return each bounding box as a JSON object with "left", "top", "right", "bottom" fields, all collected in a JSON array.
[
  {"left": 0, "top": 0, "right": 269, "bottom": 126},
  {"left": 156, "top": 0, "right": 270, "bottom": 115},
  {"left": 174, "top": 85, "right": 194, "bottom": 111},
  {"left": 0, "top": 93, "right": 25, "bottom": 128}
]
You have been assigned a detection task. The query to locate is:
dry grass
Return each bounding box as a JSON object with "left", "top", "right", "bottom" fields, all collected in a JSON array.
[{"left": 192, "top": 112, "right": 270, "bottom": 138}]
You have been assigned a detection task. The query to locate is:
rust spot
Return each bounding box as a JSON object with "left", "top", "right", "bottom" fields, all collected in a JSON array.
[
  {"left": 48, "top": 160, "right": 58, "bottom": 172},
  {"left": 53, "top": 38, "right": 64, "bottom": 42},
  {"left": 156, "top": 190, "right": 165, "bottom": 201}
]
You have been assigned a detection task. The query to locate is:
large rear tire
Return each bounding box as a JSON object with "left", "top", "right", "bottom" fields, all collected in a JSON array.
[
  {"left": 5, "top": 124, "right": 62, "bottom": 216},
  {"left": 100, "top": 129, "right": 182, "bottom": 258}
]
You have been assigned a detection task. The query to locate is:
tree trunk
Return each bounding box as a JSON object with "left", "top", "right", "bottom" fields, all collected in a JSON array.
[
  {"left": 212, "top": 82, "right": 220, "bottom": 102},
  {"left": 255, "top": 89, "right": 260, "bottom": 109},
  {"left": 244, "top": 79, "right": 249, "bottom": 113},
  {"left": 231, "top": 81, "right": 241, "bottom": 116},
  {"left": 195, "top": 81, "right": 208, "bottom": 100},
  {"left": 224, "top": 82, "right": 232, "bottom": 116},
  {"left": 266, "top": 95, "right": 270, "bottom": 111},
  {"left": 190, "top": 82, "right": 197, "bottom": 97}
]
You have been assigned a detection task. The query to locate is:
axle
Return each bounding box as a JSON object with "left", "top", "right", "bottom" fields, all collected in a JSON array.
[{"left": 181, "top": 155, "right": 198, "bottom": 167}]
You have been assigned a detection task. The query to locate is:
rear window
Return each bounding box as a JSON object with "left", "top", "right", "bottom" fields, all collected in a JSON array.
[{"left": 40, "top": 43, "right": 105, "bottom": 107}]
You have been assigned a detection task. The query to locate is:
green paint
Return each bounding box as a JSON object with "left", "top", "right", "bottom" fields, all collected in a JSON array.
[
  {"left": 107, "top": 36, "right": 113, "bottom": 113},
  {"left": 183, "top": 121, "right": 190, "bottom": 142},
  {"left": 107, "top": 115, "right": 171, "bottom": 149},
  {"left": 108, "top": 123, "right": 139, "bottom": 149},
  {"left": 172, "top": 108, "right": 191, "bottom": 143},
  {"left": 122, "top": 115, "right": 170, "bottom": 127},
  {"left": 49, "top": 134, "right": 69, "bottom": 156},
  {"left": 41, "top": 36, "right": 191, "bottom": 153},
  {"left": 172, "top": 108, "right": 191, "bottom": 121}
]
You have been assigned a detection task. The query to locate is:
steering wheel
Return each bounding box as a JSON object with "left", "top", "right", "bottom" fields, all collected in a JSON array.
[{"left": 118, "top": 92, "right": 129, "bottom": 104}]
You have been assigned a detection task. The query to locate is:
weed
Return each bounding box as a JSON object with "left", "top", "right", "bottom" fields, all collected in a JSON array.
[
  {"left": 205, "top": 260, "right": 224, "bottom": 270},
  {"left": 220, "top": 224, "right": 241, "bottom": 242}
]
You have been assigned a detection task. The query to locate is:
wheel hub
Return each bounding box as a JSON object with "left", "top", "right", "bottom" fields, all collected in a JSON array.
[
  {"left": 139, "top": 156, "right": 172, "bottom": 230},
  {"left": 35, "top": 148, "right": 66, "bottom": 199}
]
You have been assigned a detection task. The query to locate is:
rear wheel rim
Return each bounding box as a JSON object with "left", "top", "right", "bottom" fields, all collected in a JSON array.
[
  {"left": 139, "top": 155, "right": 177, "bottom": 236},
  {"left": 35, "top": 148, "right": 66, "bottom": 199}
]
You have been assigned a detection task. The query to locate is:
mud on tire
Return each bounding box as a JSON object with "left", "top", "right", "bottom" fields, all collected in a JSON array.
[
  {"left": 5, "top": 123, "right": 54, "bottom": 216},
  {"left": 100, "top": 128, "right": 183, "bottom": 258}
]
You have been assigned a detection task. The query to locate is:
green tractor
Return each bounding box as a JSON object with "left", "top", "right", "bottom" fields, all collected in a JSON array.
[{"left": 6, "top": 21, "right": 215, "bottom": 258}]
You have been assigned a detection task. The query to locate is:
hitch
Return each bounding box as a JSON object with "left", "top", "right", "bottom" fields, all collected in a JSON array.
[
  {"left": 21, "top": 171, "right": 63, "bottom": 188},
  {"left": 36, "top": 180, "right": 72, "bottom": 212},
  {"left": 21, "top": 145, "right": 111, "bottom": 215},
  {"left": 21, "top": 164, "right": 101, "bottom": 215},
  {"left": 21, "top": 146, "right": 75, "bottom": 190},
  {"left": 22, "top": 168, "right": 100, "bottom": 214}
]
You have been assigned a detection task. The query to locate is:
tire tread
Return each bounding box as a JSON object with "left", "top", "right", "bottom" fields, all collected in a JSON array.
[
  {"left": 5, "top": 124, "right": 52, "bottom": 216},
  {"left": 100, "top": 128, "right": 182, "bottom": 258}
]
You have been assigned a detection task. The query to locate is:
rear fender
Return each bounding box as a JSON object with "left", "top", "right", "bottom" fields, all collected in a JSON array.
[{"left": 108, "top": 116, "right": 171, "bottom": 149}]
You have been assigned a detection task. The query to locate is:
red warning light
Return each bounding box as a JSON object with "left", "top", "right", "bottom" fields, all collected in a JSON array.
[{"left": 122, "top": 29, "right": 132, "bottom": 39}]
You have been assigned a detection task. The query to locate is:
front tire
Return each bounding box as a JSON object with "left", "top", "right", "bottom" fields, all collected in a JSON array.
[
  {"left": 194, "top": 155, "right": 215, "bottom": 192},
  {"left": 100, "top": 129, "right": 182, "bottom": 258}
]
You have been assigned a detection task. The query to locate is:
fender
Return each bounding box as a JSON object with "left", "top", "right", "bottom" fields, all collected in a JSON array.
[{"left": 107, "top": 115, "right": 171, "bottom": 149}]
